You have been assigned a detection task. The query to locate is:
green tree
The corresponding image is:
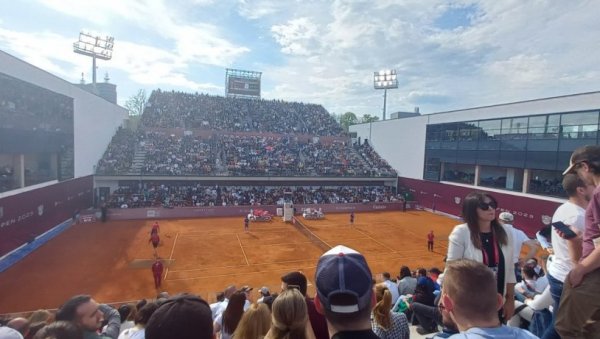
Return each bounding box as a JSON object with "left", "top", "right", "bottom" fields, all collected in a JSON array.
[
  {"left": 360, "top": 114, "right": 380, "bottom": 123},
  {"left": 124, "top": 89, "right": 147, "bottom": 116},
  {"left": 339, "top": 111, "right": 358, "bottom": 131}
]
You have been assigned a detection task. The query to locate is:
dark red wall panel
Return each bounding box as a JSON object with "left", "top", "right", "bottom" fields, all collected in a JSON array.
[{"left": 0, "top": 176, "right": 93, "bottom": 257}]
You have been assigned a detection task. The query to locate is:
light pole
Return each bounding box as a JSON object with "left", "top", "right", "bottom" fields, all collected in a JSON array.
[
  {"left": 373, "top": 69, "right": 398, "bottom": 120},
  {"left": 73, "top": 32, "right": 114, "bottom": 86}
]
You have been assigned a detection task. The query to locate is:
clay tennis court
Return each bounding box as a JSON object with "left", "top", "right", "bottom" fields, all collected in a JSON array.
[{"left": 0, "top": 210, "right": 457, "bottom": 314}]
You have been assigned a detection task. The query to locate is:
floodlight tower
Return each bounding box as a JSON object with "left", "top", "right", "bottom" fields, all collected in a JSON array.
[
  {"left": 73, "top": 32, "right": 114, "bottom": 86},
  {"left": 373, "top": 69, "right": 398, "bottom": 120}
]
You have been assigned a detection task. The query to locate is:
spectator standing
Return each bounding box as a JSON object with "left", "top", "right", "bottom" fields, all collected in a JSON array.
[
  {"left": 439, "top": 259, "right": 537, "bottom": 338},
  {"left": 213, "top": 291, "right": 246, "bottom": 339},
  {"left": 265, "top": 289, "right": 315, "bottom": 339},
  {"left": 281, "top": 271, "right": 328, "bottom": 339},
  {"left": 541, "top": 173, "right": 591, "bottom": 339},
  {"left": 555, "top": 145, "right": 600, "bottom": 337},
  {"left": 498, "top": 212, "right": 540, "bottom": 282},
  {"left": 233, "top": 303, "right": 271, "bottom": 339},
  {"left": 314, "top": 245, "right": 379, "bottom": 339},
  {"left": 446, "top": 192, "right": 516, "bottom": 321}
]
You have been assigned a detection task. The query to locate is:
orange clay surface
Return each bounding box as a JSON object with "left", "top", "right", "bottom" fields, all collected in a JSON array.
[{"left": 0, "top": 210, "right": 458, "bottom": 314}]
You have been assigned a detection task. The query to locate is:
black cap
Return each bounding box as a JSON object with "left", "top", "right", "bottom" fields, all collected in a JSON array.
[{"left": 145, "top": 294, "right": 213, "bottom": 339}]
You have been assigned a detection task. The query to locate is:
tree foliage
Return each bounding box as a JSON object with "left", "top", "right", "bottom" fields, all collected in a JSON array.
[
  {"left": 124, "top": 89, "right": 147, "bottom": 116},
  {"left": 360, "top": 114, "right": 380, "bottom": 123},
  {"left": 339, "top": 112, "right": 358, "bottom": 131}
]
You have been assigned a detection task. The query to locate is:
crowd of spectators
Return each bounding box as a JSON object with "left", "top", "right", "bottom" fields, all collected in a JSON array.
[
  {"left": 141, "top": 90, "right": 344, "bottom": 136},
  {"left": 95, "top": 128, "right": 139, "bottom": 175},
  {"left": 96, "top": 131, "right": 396, "bottom": 178},
  {"left": 105, "top": 184, "right": 399, "bottom": 208},
  {"left": 95, "top": 89, "right": 396, "bottom": 178}
]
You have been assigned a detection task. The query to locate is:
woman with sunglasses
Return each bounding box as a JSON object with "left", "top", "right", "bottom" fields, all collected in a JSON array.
[{"left": 446, "top": 192, "right": 516, "bottom": 321}]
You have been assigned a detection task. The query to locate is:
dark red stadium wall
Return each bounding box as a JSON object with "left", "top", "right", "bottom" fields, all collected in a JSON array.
[
  {"left": 106, "top": 202, "right": 403, "bottom": 221},
  {"left": 0, "top": 176, "right": 93, "bottom": 257},
  {"left": 398, "top": 177, "right": 562, "bottom": 237}
]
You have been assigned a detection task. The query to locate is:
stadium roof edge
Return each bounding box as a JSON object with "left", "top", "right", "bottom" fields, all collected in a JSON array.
[
  {"left": 0, "top": 50, "right": 124, "bottom": 108},
  {"left": 351, "top": 90, "right": 600, "bottom": 127}
]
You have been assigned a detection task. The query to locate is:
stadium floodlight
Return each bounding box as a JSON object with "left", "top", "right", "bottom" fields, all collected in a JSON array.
[
  {"left": 73, "top": 32, "right": 114, "bottom": 86},
  {"left": 373, "top": 69, "right": 398, "bottom": 120}
]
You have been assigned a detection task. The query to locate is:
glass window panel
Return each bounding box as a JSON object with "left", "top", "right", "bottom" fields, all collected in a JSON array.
[
  {"left": 479, "top": 166, "right": 523, "bottom": 192},
  {"left": 561, "top": 125, "right": 598, "bottom": 139},
  {"left": 479, "top": 119, "right": 501, "bottom": 140},
  {"left": 561, "top": 111, "right": 599, "bottom": 126},
  {"left": 443, "top": 163, "right": 475, "bottom": 185},
  {"left": 528, "top": 170, "right": 565, "bottom": 197}
]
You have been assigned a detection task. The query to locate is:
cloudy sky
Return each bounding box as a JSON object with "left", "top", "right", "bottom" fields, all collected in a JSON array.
[{"left": 1, "top": 0, "right": 600, "bottom": 117}]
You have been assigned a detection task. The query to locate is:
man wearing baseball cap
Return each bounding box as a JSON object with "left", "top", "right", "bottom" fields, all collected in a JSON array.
[
  {"left": 498, "top": 211, "right": 539, "bottom": 283},
  {"left": 314, "top": 245, "right": 378, "bottom": 339},
  {"left": 556, "top": 145, "right": 600, "bottom": 337}
]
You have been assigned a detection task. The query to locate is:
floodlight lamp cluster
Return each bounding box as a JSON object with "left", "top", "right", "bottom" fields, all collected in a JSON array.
[
  {"left": 73, "top": 32, "right": 114, "bottom": 60},
  {"left": 373, "top": 69, "right": 398, "bottom": 89}
]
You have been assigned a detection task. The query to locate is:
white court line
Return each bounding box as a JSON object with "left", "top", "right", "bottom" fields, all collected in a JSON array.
[
  {"left": 237, "top": 234, "right": 250, "bottom": 266},
  {"left": 170, "top": 257, "right": 318, "bottom": 273},
  {"left": 164, "top": 232, "right": 180, "bottom": 280}
]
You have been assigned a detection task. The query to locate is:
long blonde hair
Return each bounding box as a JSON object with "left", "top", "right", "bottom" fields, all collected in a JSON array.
[
  {"left": 266, "top": 289, "right": 308, "bottom": 339},
  {"left": 372, "top": 283, "right": 392, "bottom": 329},
  {"left": 233, "top": 303, "right": 271, "bottom": 339}
]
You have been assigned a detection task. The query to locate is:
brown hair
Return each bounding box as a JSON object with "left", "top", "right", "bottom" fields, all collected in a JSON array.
[
  {"left": 562, "top": 173, "right": 587, "bottom": 197},
  {"left": 372, "top": 283, "right": 392, "bottom": 329},
  {"left": 461, "top": 192, "right": 508, "bottom": 249},
  {"left": 222, "top": 292, "right": 246, "bottom": 334},
  {"left": 443, "top": 259, "right": 499, "bottom": 321},
  {"left": 233, "top": 303, "right": 271, "bottom": 339},
  {"left": 267, "top": 289, "right": 308, "bottom": 339}
]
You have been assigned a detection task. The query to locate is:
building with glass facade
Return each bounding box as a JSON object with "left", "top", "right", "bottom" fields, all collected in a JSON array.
[{"left": 350, "top": 92, "right": 600, "bottom": 199}]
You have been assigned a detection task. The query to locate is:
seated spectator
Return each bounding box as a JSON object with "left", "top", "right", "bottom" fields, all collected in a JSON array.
[
  {"left": 508, "top": 285, "right": 553, "bottom": 330},
  {"left": 413, "top": 268, "right": 436, "bottom": 307},
  {"left": 214, "top": 291, "right": 246, "bottom": 339},
  {"left": 371, "top": 283, "right": 409, "bottom": 339},
  {"left": 118, "top": 302, "right": 159, "bottom": 339},
  {"left": 397, "top": 266, "right": 417, "bottom": 297},
  {"left": 265, "top": 289, "right": 314, "bottom": 339},
  {"left": 381, "top": 272, "right": 400, "bottom": 306},
  {"left": 233, "top": 303, "right": 271, "bottom": 339},
  {"left": 116, "top": 304, "right": 136, "bottom": 334},
  {"left": 258, "top": 287, "right": 271, "bottom": 304},
  {"left": 0, "top": 326, "right": 24, "bottom": 339},
  {"left": 6, "top": 317, "right": 30, "bottom": 338},
  {"left": 439, "top": 259, "right": 537, "bottom": 338},
  {"left": 55, "top": 295, "right": 120, "bottom": 339},
  {"left": 33, "top": 321, "right": 83, "bottom": 339},
  {"left": 314, "top": 245, "right": 379, "bottom": 338},
  {"left": 212, "top": 285, "right": 237, "bottom": 320},
  {"left": 28, "top": 310, "right": 53, "bottom": 325},
  {"left": 515, "top": 264, "right": 549, "bottom": 302},
  {"left": 145, "top": 294, "right": 213, "bottom": 339}
]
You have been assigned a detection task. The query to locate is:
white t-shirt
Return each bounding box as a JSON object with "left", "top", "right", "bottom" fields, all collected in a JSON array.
[
  {"left": 508, "top": 225, "right": 531, "bottom": 264},
  {"left": 547, "top": 201, "right": 586, "bottom": 282}
]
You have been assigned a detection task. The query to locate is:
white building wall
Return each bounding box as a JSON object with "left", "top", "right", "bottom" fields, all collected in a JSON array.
[
  {"left": 351, "top": 116, "right": 428, "bottom": 179},
  {"left": 0, "top": 51, "right": 128, "bottom": 177},
  {"left": 351, "top": 91, "right": 600, "bottom": 180}
]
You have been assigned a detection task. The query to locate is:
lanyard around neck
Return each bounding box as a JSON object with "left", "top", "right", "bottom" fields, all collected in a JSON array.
[{"left": 481, "top": 231, "right": 500, "bottom": 267}]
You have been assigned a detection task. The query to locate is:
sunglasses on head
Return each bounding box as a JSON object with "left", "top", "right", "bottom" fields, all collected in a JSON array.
[{"left": 478, "top": 201, "right": 497, "bottom": 210}]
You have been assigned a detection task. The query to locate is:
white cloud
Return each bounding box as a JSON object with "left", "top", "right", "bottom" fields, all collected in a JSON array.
[
  {"left": 271, "top": 18, "right": 320, "bottom": 56},
  {"left": 37, "top": 0, "right": 249, "bottom": 67},
  {"left": 4, "top": 0, "right": 600, "bottom": 116}
]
